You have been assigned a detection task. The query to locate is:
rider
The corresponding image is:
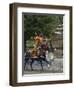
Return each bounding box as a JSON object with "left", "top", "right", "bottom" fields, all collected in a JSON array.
[
  {"left": 34, "top": 33, "right": 44, "bottom": 48},
  {"left": 31, "top": 48, "right": 38, "bottom": 58}
]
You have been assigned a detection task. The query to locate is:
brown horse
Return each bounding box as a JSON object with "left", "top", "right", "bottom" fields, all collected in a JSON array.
[{"left": 24, "top": 47, "right": 50, "bottom": 71}]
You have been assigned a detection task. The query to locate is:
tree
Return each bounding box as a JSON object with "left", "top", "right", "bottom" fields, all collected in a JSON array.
[{"left": 24, "top": 14, "right": 63, "bottom": 40}]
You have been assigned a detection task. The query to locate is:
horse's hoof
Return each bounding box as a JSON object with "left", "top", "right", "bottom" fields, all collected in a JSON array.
[
  {"left": 31, "top": 69, "right": 33, "bottom": 71},
  {"left": 40, "top": 69, "right": 43, "bottom": 72},
  {"left": 48, "top": 64, "right": 50, "bottom": 68}
]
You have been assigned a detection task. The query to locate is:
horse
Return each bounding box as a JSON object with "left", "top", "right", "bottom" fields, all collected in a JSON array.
[{"left": 24, "top": 45, "right": 50, "bottom": 71}]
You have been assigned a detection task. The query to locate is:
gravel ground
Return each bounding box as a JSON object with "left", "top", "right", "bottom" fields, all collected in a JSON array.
[{"left": 24, "top": 58, "right": 63, "bottom": 74}]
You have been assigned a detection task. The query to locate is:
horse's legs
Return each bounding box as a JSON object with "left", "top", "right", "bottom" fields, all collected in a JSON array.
[
  {"left": 41, "top": 58, "right": 50, "bottom": 68},
  {"left": 30, "top": 59, "right": 34, "bottom": 71},
  {"left": 24, "top": 58, "right": 29, "bottom": 70},
  {"left": 45, "top": 59, "right": 49, "bottom": 64},
  {"left": 45, "top": 60, "right": 50, "bottom": 68},
  {"left": 39, "top": 59, "right": 43, "bottom": 71}
]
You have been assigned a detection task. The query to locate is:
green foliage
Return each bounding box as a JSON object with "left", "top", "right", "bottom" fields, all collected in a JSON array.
[{"left": 24, "top": 14, "right": 63, "bottom": 40}]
